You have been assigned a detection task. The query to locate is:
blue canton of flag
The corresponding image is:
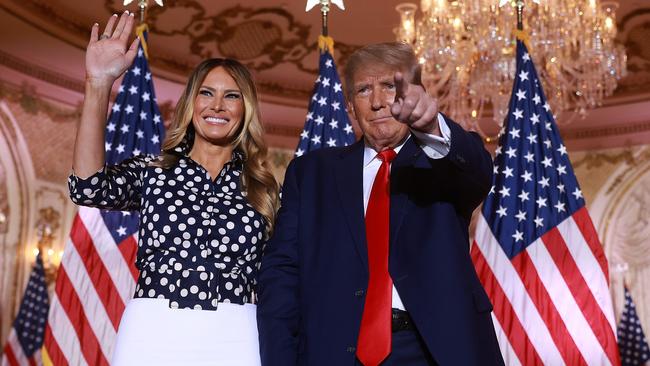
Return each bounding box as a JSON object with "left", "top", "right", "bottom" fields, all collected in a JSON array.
[
  {"left": 101, "top": 30, "right": 165, "bottom": 244},
  {"left": 295, "top": 50, "right": 355, "bottom": 156},
  {"left": 2, "top": 253, "right": 49, "bottom": 365},
  {"left": 482, "top": 41, "right": 582, "bottom": 257},
  {"left": 618, "top": 287, "right": 650, "bottom": 366}
]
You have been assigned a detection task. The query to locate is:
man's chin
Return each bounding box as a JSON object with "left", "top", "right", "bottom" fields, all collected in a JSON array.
[{"left": 363, "top": 126, "right": 410, "bottom": 150}]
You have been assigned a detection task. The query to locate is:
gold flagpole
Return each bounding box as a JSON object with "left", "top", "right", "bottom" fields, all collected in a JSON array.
[{"left": 306, "top": 0, "right": 345, "bottom": 54}]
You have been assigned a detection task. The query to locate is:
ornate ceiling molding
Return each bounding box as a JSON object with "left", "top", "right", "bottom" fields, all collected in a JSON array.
[
  {"left": 1, "top": 0, "right": 359, "bottom": 102},
  {"left": 1, "top": 0, "right": 648, "bottom": 105},
  {"left": 615, "top": 8, "right": 650, "bottom": 96}
]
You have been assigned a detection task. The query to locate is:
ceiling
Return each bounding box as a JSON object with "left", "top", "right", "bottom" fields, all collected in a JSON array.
[{"left": 1, "top": 0, "right": 649, "bottom": 150}]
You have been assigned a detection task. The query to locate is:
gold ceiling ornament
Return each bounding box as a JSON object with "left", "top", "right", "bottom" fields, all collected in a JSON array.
[{"left": 395, "top": 0, "right": 627, "bottom": 136}]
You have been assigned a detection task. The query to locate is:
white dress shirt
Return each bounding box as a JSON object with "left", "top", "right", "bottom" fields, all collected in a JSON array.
[{"left": 362, "top": 113, "right": 452, "bottom": 311}]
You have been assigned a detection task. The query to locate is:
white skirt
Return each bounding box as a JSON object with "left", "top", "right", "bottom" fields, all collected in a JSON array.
[{"left": 112, "top": 298, "right": 261, "bottom": 366}]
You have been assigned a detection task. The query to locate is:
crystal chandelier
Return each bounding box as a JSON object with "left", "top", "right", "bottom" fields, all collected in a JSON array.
[{"left": 395, "top": 0, "right": 626, "bottom": 138}]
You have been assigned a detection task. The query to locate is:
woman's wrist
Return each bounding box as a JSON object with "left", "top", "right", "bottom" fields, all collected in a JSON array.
[{"left": 85, "top": 75, "right": 115, "bottom": 91}]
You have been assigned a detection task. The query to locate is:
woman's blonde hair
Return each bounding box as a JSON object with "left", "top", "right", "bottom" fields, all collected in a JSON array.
[{"left": 154, "top": 58, "right": 280, "bottom": 237}]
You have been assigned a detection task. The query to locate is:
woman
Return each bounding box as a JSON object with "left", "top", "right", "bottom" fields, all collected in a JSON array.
[{"left": 69, "top": 11, "right": 280, "bottom": 365}]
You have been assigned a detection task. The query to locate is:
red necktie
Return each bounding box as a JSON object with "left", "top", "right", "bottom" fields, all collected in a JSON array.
[{"left": 357, "top": 148, "right": 397, "bottom": 366}]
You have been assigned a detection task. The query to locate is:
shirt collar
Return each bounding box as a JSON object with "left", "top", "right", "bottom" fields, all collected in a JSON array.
[
  {"left": 170, "top": 128, "right": 245, "bottom": 167},
  {"left": 363, "top": 134, "right": 410, "bottom": 168}
]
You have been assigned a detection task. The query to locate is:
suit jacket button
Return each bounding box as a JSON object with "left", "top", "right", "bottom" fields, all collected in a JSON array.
[
  {"left": 347, "top": 346, "right": 356, "bottom": 353},
  {"left": 354, "top": 289, "right": 365, "bottom": 297}
]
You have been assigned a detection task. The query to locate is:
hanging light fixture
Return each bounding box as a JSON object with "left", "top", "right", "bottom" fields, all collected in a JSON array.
[{"left": 395, "top": 0, "right": 626, "bottom": 137}]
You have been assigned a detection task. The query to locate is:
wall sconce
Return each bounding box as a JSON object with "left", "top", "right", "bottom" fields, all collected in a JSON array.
[{"left": 34, "top": 207, "right": 62, "bottom": 284}]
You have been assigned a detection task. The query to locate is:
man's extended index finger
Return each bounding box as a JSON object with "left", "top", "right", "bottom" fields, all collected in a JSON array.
[{"left": 394, "top": 71, "right": 409, "bottom": 102}]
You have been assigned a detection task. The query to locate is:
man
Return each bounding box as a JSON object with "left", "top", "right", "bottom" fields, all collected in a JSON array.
[{"left": 257, "top": 42, "right": 504, "bottom": 366}]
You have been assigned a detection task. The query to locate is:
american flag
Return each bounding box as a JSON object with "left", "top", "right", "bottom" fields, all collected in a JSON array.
[
  {"left": 43, "top": 30, "right": 164, "bottom": 366},
  {"left": 295, "top": 47, "right": 355, "bottom": 156},
  {"left": 1, "top": 254, "right": 49, "bottom": 366},
  {"left": 470, "top": 40, "right": 620, "bottom": 365},
  {"left": 617, "top": 287, "right": 650, "bottom": 366}
]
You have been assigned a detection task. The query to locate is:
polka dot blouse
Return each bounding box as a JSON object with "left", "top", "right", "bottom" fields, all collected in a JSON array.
[{"left": 68, "top": 135, "right": 266, "bottom": 310}]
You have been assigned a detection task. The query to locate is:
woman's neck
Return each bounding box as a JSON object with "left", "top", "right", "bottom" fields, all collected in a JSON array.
[{"left": 189, "top": 139, "right": 235, "bottom": 180}]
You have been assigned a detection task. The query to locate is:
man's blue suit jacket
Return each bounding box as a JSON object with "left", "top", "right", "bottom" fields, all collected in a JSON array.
[{"left": 257, "top": 118, "right": 505, "bottom": 366}]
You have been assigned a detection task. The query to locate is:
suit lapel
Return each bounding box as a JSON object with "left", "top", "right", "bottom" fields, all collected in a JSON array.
[
  {"left": 334, "top": 140, "right": 369, "bottom": 272},
  {"left": 389, "top": 136, "right": 428, "bottom": 248}
]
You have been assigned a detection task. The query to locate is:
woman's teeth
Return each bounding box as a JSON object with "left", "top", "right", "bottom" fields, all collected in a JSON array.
[{"left": 204, "top": 116, "right": 228, "bottom": 124}]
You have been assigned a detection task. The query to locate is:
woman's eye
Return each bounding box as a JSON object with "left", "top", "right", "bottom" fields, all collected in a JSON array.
[
  {"left": 199, "top": 89, "right": 212, "bottom": 97},
  {"left": 225, "top": 93, "right": 241, "bottom": 99}
]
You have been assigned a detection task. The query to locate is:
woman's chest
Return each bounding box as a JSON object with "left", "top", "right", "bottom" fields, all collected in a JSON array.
[{"left": 138, "top": 165, "right": 265, "bottom": 253}]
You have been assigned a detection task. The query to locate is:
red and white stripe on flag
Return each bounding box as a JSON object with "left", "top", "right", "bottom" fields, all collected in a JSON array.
[
  {"left": 43, "top": 207, "right": 138, "bottom": 365},
  {"left": 472, "top": 207, "right": 620, "bottom": 365},
  {"left": 2, "top": 330, "right": 42, "bottom": 366}
]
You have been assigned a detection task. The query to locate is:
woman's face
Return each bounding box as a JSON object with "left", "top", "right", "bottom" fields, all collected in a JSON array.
[{"left": 191, "top": 66, "right": 244, "bottom": 147}]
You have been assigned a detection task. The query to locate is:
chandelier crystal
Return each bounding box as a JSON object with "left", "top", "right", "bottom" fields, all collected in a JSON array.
[{"left": 395, "top": 0, "right": 627, "bottom": 137}]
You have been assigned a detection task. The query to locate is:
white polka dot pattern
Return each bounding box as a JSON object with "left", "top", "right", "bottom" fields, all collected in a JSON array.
[{"left": 68, "top": 148, "right": 266, "bottom": 310}]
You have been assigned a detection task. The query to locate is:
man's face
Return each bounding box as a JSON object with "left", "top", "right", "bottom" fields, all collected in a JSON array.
[{"left": 347, "top": 63, "right": 410, "bottom": 151}]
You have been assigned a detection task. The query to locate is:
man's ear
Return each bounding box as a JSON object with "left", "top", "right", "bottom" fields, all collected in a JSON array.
[{"left": 347, "top": 100, "right": 355, "bottom": 117}]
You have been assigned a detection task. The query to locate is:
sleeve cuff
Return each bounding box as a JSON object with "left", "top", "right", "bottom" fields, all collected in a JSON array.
[{"left": 410, "top": 113, "right": 452, "bottom": 159}]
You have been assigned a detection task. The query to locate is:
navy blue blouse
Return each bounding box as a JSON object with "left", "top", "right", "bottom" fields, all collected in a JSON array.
[{"left": 68, "top": 136, "right": 266, "bottom": 310}]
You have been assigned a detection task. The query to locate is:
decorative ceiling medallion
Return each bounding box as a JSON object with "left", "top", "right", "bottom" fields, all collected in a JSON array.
[
  {"left": 616, "top": 9, "right": 650, "bottom": 95},
  {"left": 105, "top": 1, "right": 359, "bottom": 75}
]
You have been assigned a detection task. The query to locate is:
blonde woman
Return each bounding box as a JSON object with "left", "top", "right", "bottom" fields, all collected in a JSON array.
[{"left": 69, "top": 11, "right": 279, "bottom": 365}]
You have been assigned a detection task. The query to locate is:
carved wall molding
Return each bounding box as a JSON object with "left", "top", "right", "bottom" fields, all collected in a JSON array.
[
  {"left": 0, "top": 49, "right": 85, "bottom": 94},
  {"left": 562, "top": 120, "right": 650, "bottom": 141},
  {"left": 0, "top": 80, "right": 81, "bottom": 123},
  {"left": 588, "top": 148, "right": 650, "bottom": 335},
  {"left": 0, "top": 101, "right": 37, "bottom": 348},
  {"left": 571, "top": 148, "right": 636, "bottom": 170}
]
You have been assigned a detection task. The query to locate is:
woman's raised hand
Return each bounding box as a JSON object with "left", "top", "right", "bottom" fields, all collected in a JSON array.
[{"left": 86, "top": 11, "right": 139, "bottom": 87}]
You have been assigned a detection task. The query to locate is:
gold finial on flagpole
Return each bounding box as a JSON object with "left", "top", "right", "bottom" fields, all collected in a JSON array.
[
  {"left": 306, "top": 0, "right": 344, "bottom": 53},
  {"left": 306, "top": 0, "right": 345, "bottom": 37},
  {"left": 516, "top": 0, "right": 524, "bottom": 30},
  {"left": 123, "top": 0, "right": 164, "bottom": 24}
]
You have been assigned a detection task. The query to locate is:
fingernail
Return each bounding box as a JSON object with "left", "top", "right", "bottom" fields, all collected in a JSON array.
[
  {"left": 129, "top": 12, "right": 134, "bottom": 17},
  {"left": 125, "top": 10, "right": 130, "bottom": 15},
  {"left": 112, "top": 13, "right": 117, "bottom": 17}
]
